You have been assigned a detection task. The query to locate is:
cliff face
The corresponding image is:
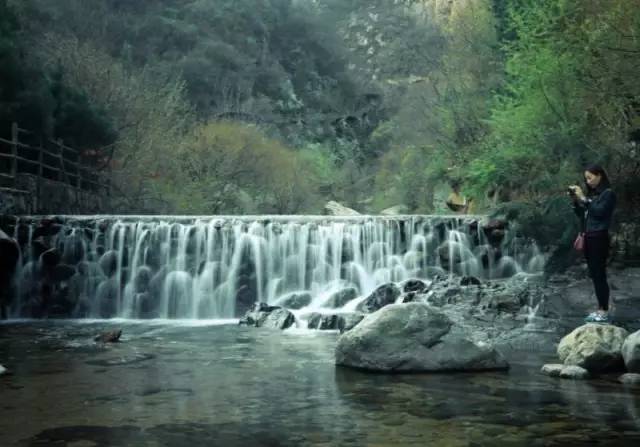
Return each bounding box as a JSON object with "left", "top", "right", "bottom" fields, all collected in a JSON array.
[{"left": 325, "top": 0, "right": 490, "bottom": 82}]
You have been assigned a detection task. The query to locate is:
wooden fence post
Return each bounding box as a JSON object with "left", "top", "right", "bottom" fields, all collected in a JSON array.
[
  {"left": 38, "top": 140, "right": 44, "bottom": 178},
  {"left": 37, "top": 139, "right": 43, "bottom": 204},
  {"left": 10, "top": 122, "right": 18, "bottom": 185},
  {"left": 56, "top": 139, "right": 64, "bottom": 182}
]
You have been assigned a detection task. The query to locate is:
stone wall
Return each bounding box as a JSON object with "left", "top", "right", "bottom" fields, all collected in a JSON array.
[{"left": 0, "top": 173, "right": 107, "bottom": 215}]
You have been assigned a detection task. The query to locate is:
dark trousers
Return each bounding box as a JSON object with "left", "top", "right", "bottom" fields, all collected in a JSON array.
[{"left": 584, "top": 231, "right": 610, "bottom": 311}]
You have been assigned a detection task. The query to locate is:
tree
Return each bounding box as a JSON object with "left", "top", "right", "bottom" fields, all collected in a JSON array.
[
  {"left": 162, "top": 121, "right": 325, "bottom": 214},
  {"left": 469, "top": 0, "right": 640, "bottom": 204}
]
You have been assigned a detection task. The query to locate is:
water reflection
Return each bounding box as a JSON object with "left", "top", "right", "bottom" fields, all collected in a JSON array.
[{"left": 0, "top": 321, "right": 639, "bottom": 446}]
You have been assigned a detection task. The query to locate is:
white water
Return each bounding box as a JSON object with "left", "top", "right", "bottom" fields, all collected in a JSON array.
[{"left": 11, "top": 215, "right": 545, "bottom": 319}]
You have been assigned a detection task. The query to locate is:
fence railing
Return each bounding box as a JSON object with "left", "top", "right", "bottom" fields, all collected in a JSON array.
[{"left": 0, "top": 122, "right": 110, "bottom": 195}]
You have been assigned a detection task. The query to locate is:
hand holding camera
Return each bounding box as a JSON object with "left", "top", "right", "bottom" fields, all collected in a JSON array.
[{"left": 567, "top": 185, "right": 585, "bottom": 201}]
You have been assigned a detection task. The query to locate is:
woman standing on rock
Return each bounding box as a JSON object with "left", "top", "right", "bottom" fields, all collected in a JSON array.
[{"left": 568, "top": 165, "right": 616, "bottom": 323}]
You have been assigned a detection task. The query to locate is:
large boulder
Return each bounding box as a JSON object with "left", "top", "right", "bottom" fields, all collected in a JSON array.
[
  {"left": 335, "top": 303, "right": 509, "bottom": 372},
  {"left": 0, "top": 229, "right": 19, "bottom": 273},
  {"left": 400, "top": 279, "right": 429, "bottom": 294},
  {"left": 558, "top": 324, "right": 629, "bottom": 372},
  {"left": 61, "top": 233, "right": 86, "bottom": 265},
  {"left": 40, "top": 248, "right": 61, "bottom": 268},
  {"left": 622, "top": 330, "right": 640, "bottom": 373},
  {"left": 99, "top": 250, "right": 119, "bottom": 277},
  {"left": 96, "top": 278, "right": 120, "bottom": 318},
  {"left": 380, "top": 205, "right": 409, "bottom": 215},
  {"left": 437, "top": 241, "right": 466, "bottom": 265},
  {"left": 274, "top": 291, "right": 312, "bottom": 310},
  {"left": 324, "top": 201, "right": 360, "bottom": 216},
  {"left": 238, "top": 302, "right": 295, "bottom": 330},
  {"left": 133, "top": 266, "right": 153, "bottom": 294},
  {"left": 425, "top": 277, "right": 484, "bottom": 307},
  {"left": 53, "top": 264, "right": 76, "bottom": 282},
  {"left": 337, "top": 312, "right": 366, "bottom": 333},
  {"left": 356, "top": 283, "right": 401, "bottom": 313},
  {"left": 482, "top": 219, "right": 508, "bottom": 245},
  {"left": 324, "top": 288, "right": 358, "bottom": 308},
  {"left": 307, "top": 312, "right": 341, "bottom": 330},
  {"left": 238, "top": 302, "right": 276, "bottom": 326},
  {"left": 261, "top": 309, "right": 296, "bottom": 330},
  {"left": 234, "top": 274, "right": 258, "bottom": 317},
  {"left": 0, "top": 229, "right": 20, "bottom": 317}
]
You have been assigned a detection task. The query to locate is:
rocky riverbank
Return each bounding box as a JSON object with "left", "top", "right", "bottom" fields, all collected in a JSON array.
[{"left": 240, "top": 266, "right": 640, "bottom": 375}]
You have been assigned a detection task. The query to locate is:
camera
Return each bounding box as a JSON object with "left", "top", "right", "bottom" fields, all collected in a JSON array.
[{"left": 567, "top": 186, "right": 575, "bottom": 195}]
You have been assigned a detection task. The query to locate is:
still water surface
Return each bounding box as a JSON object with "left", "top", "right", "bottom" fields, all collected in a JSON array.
[{"left": 1, "top": 320, "right": 639, "bottom": 446}]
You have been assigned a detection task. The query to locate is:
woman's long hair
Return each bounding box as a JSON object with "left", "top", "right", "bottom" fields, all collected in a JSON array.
[{"left": 584, "top": 164, "right": 611, "bottom": 194}]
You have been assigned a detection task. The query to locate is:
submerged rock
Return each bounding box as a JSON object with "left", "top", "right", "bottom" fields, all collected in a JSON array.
[
  {"left": 558, "top": 324, "right": 629, "bottom": 372},
  {"left": 94, "top": 329, "right": 122, "bottom": 343},
  {"left": 619, "top": 373, "right": 640, "bottom": 386},
  {"left": 540, "top": 364, "right": 563, "bottom": 378},
  {"left": 335, "top": 303, "right": 509, "bottom": 372},
  {"left": 559, "top": 365, "right": 590, "bottom": 380}
]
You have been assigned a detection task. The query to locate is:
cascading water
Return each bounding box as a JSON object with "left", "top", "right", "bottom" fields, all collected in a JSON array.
[{"left": 7, "top": 215, "right": 545, "bottom": 319}]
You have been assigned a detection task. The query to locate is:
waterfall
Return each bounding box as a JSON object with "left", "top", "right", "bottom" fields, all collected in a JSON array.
[{"left": 8, "top": 215, "right": 545, "bottom": 319}]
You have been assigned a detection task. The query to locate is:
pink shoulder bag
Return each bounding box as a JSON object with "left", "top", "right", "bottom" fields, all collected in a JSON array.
[{"left": 573, "top": 232, "right": 585, "bottom": 252}]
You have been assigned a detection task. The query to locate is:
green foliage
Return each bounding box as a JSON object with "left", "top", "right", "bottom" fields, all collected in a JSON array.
[
  {"left": 491, "top": 195, "right": 579, "bottom": 246},
  {"left": 468, "top": 0, "right": 640, "bottom": 202},
  {"left": 3, "top": 0, "right": 640, "bottom": 220},
  {"left": 161, "top": 121, "right": 327, "bottom": 214},
  {"left": 16, "top": 0, "right": 376, "bottom": 148},
  {"left": 0, "top": 0, "right": 116, "bottom": 147}
]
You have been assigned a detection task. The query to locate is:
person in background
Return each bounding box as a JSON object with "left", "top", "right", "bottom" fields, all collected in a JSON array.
[
  {"left": 568, "top": 164, "right": 617, "bottom": 323},
  {"left": 446, "top": 181, "right": 473, "bottom": 214}
]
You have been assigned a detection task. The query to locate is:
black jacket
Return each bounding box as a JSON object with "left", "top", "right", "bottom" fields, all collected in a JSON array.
[{"left": 573, "top": 186, "right": 616, "bottom": 233}]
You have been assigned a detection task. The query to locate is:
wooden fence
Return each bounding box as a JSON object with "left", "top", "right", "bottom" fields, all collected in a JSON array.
[{"left": 0, "top": 122, "right": 110, "bottom": 195}]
